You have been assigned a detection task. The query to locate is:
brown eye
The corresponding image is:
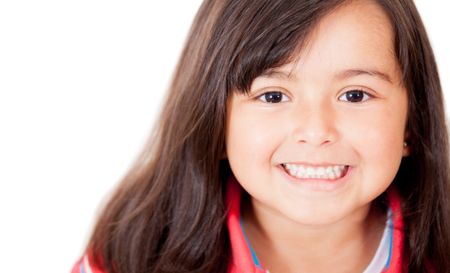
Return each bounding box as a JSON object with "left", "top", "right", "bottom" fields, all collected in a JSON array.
[
  {"left": 339, "top": 90, "right": 372, "bottom": 103},
  {"left": 258, "top": 91, "right": 289, "bottom": 103}
]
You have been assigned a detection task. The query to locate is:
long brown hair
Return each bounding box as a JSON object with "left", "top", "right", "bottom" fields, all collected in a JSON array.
[{"left": 87, "top": 1, "right": 450, "bottom": 272}]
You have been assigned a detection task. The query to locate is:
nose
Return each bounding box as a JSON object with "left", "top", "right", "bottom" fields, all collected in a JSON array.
[{"left": 290, "top": 101, "right": 338, "bottom": 147}]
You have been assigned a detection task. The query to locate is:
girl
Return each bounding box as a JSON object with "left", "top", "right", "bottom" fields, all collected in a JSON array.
[{"left": 72, "top": 0, "right": 450, "bottom": 272}]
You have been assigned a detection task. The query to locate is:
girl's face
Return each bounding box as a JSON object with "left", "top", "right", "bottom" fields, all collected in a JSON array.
[{"left": 225, "top": 0, "right": 409, "bottom": 226}]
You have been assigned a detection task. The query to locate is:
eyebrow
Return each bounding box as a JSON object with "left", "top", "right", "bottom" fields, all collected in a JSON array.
[
  {"left": 259, "top": 68, "right": 393, "bottom": 84},
  {"left": 260, "top": 69, "right": 295, "bottom": 79},
  {"left": 335, "top": 68, "right": 393, "bottom": 84}
]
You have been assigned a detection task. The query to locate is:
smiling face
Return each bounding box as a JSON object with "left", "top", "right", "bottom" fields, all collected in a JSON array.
[{"left": 225, "top": 0, "right": 409, "bottom": 226}]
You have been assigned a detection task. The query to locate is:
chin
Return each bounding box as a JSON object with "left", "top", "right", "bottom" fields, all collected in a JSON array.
[{"left": 281, "top": 206, "right": 351, "bottom": 227}]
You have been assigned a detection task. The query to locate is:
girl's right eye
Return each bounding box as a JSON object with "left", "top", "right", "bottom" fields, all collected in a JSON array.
[{"left": 257, "top": 91, "right": 289, "bottom": 103}]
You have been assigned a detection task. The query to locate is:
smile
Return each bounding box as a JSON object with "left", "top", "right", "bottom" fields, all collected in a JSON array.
[{"left": 282, "top": 163, "right": 349, "bottom": 180}]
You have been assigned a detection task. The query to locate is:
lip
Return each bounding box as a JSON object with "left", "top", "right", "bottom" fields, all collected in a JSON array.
[{"left": 278, "top": 164, "right": 353, "bottom": 192}]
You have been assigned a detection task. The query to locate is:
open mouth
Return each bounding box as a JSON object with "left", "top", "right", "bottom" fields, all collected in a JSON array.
[{"left": 281, "top": 163, "right": 350, "bottom": 181}]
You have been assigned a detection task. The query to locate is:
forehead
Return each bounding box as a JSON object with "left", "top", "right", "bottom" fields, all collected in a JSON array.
[{"left": 263, "top": 0, "right": 401, "bottom": 85}]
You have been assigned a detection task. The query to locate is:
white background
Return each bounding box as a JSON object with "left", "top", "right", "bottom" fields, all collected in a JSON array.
[{"left": 0, "top": 1, "right": 448, "bottom": 273}]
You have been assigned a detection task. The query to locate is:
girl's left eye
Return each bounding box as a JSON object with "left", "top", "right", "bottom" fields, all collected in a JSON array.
[
  {"left": 338, "top": 89, "right": 373, "bottom": 103},
  {"left": 257, "top": 91, "right": 289, "bottom": 103}
]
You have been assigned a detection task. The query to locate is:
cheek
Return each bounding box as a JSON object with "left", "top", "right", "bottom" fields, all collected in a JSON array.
[
  {"left": 225, "top": 106, "right": 286, "bottom": 186},
  {"left": 353, "top": 119, "right": 403, "bottom": 153},
  {"left": 340, "top": 104, "right": 406, "bottom": 182},
  {"left": 341, "top": 99, "right": 406, "bottom": 148},
  {"left": 226, "top": 111, "right": 280, "bottom": 164}
]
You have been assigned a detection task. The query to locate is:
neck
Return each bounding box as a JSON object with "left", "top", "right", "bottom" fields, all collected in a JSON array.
[{"left": 241, "top": 195, "right": 386, "bottom": 273}]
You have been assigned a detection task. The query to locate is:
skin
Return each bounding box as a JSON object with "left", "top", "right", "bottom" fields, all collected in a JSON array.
[{"left": 225, "top": 0, "right": 410, "bottom": 272}]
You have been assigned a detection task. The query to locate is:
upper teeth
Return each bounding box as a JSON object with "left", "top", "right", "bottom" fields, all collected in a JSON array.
[{"left": 283, "top": 164, "right": 347, "bottom": 180}]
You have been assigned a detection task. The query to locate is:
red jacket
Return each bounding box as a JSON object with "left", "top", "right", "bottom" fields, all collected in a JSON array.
[{"left": 72, "top": 178, "right": 408, "bottom": 273}]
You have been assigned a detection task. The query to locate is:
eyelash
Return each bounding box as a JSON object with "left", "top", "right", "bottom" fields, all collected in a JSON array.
[
  {"left": 257, "top": 91, "right": 289, "bottom": 103},
  {"left": 256, "top": 89, "right": 374, "bottom": 103},
  {"left": 338, "top": 89, "right": 373, "bottom": 103}
]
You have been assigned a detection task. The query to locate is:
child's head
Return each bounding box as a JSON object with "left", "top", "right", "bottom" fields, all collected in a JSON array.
[
  {"left": 160, "top": 0, "right": 448, "bottom": 221},
  {"left": 226, "top": 0, "right": 410, "bottom": 226},
  {"left": 90, "top": 0, "right": 450, "bottom": 272}
]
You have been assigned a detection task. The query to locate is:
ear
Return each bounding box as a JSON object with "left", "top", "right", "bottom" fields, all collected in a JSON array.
[
  {"left": 402, "top": 141, "right": 410, "bottom": 157},
  {"left": 402, "top": 131, "right": 411, "bottom": 157}
]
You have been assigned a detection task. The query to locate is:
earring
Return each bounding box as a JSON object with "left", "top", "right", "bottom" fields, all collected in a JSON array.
[{"left": 403, "top": 141, "right": 408, "bottom": 147}]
